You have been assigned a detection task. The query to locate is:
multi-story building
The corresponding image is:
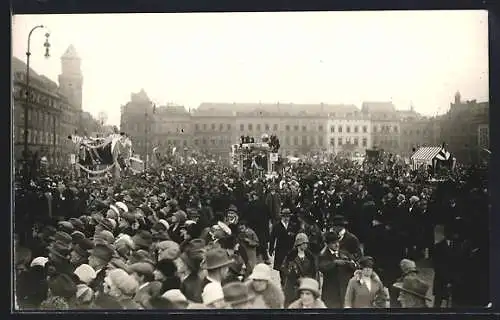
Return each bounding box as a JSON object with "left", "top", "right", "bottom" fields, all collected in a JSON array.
[
  {"left": 327, "top": 112, "right": 372, "bottom": 155},
  {"left": 361, "top": 102, "right": 400, "bottom": 154},
  {"left": 398, "top": 108, "right": 438, "bottom": 157},
  {"left": 120, "top": 89, "right": 154, "bottom": 161},
  {"left": 12, "top": 47, "right": 82, "bottom": 167},
  {"left": 190, "top": 103, "right": 354, "bottom": 158},
  {"left": 191, "top": 103, "right": 236, "bottom": 159},
  {"left": 152, "top": 105, "right": 192, "bottom": 154},
  {"left": 439, "top": 91, "right": 489, "bottom": 163}
]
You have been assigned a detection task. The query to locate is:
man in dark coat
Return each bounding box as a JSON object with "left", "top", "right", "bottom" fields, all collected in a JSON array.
[
  {"left": 431, "top": 225, "right": 457, "bottom": 307},
  {"left": 245, "top": 192, "right": 271, "bottom": 263},
  {"left": 269, "top": 208, "right": 297, "bottom": 285},
  {"left": 265, "top": 186, "right": 281, "bottom": 224},
  {"left": 330, "top": 215, "right": 362, "bottom": 261},
  {"left": 319, "top": 231, "right": 357, "bottom": 308}
]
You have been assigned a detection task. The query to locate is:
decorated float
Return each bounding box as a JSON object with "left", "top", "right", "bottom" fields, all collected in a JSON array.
[{"left": 68, "top": 132, "right": 135, "bottom": 180}]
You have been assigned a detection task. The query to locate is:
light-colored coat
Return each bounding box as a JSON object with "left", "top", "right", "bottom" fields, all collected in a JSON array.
[{"left": 344, "top": 270, "right": 389, "bottom": 308}]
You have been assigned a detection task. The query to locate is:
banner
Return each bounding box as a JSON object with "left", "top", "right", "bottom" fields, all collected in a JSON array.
[
  {"left": 270, "top": 153, "right": 278, "bottom": 162},
  {"left": 70, "top": 154, "right": 76, "bottom": 164}
]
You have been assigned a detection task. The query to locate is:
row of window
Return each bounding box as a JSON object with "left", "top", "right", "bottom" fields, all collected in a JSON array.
[
  {"left": 193, "top": 123, "right": 326, "bottom": 133},
  {"left": 196, "top": 123, "right": 233, "bottom": 132},
  {"left": 282, "top": 136, "right": 324, "bottom": 147},
  {"left": 330, "top": 125, "right": 368, "bottom": 134},
  {"left": 373, "top": 125, "right": 399, "bottom": 133},
  {"left": 15, "top": 127, "right": 61, "bottom": 145},
  {"left": 402, "top": 129, "right": 430, "bottom": 135},
  {"left": 329, "top": 137, "right": 368, "bottom": 147}
]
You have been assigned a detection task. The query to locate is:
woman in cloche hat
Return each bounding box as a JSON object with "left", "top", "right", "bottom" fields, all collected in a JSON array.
[
  {"left": 245, "top": 263, "right": 285, "bottom": 309},
  {"left": 344, "top": 256, "right": 389, "bottom": 308},
  {"left": 281, "top": 233, "right": 318, "bottom": 305},
  {"left": 287, "top": 278, "right": 326, "bottom": 309}
]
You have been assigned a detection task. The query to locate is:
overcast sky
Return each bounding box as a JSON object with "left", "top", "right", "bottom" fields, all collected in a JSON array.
[{"left": 12, "top": 11, "right": 488, "bottom": 126}]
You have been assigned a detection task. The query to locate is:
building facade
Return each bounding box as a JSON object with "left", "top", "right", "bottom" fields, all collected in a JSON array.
[
  {"left": 361, "top": 102, "right": 401, "bottom": 154},
  {"left": 398, "top": 108, "right": 439, "bottom": 157},
  {"left": 327, "top": 113, "right": 372, "bottom": 155},
  {"left": 191, "top": 105, "right": 236, "bottom": 159},
  {"left": 120, "top": 89, "right": 154, "bottom": 161},
  {"left": 12, "top": 52, "right": 81, "bottom": 167},
  {"left": 439, "top": 92, "right": 489, "bottom": 163},
  {"left": 118, "top": 94, "right": 488, "bottom": 164},
  {"left": 153, "top": 105, "right": 192, "bottom": 154}
]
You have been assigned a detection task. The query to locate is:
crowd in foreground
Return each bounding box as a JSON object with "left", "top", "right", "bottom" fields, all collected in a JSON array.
[{"left": 13, "top": 155, "right": 490, "bottom": 310}]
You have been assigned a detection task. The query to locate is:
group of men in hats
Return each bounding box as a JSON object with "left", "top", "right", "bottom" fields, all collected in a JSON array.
[{"left": 14, "top": 151, "right": 489, "bottom": 309}]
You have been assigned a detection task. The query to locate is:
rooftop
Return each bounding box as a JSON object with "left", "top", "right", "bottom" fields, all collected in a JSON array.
[
  {"left": 195, "top": 102, "right": 359, "bottom": 116},
  {"left": 361, "top": 101, "right": 396, "bottom": 114}
]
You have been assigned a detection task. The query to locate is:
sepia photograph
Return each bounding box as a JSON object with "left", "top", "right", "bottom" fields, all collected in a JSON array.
[{"left": 11, "top": 10, "right": 490, "bottom": 310}]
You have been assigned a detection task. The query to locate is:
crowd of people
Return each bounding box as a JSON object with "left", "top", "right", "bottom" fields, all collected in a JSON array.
[{"left": 13, "top": 154, "right": 490, "bottom": 310}]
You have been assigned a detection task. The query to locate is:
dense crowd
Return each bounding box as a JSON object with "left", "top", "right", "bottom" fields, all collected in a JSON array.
[{"left": 13, "top": 156, "right": 490, "bottom": 310}]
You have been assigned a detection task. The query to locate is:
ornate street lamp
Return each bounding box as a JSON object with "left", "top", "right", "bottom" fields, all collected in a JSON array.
[{"left": 23, "top": 25, "right": 50, "bottom": 184}]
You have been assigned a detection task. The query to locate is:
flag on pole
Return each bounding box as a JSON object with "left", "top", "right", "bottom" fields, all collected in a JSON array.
[{"left": 153, "top": 104, "right": 156, "bottom": 114}]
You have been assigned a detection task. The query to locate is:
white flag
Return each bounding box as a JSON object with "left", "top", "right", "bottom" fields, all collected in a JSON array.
[{"left": 172, "top": 147, "right": 177, "bottom": 155}]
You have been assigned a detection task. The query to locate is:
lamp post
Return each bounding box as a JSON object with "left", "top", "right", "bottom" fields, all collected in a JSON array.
[{"left": 23, "top": 25, "right": 50, "bottom": 184}]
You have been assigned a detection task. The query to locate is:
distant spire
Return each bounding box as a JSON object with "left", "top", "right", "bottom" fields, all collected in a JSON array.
[{"left": 61, "top": 44, "right": 79, "bottom": 59}]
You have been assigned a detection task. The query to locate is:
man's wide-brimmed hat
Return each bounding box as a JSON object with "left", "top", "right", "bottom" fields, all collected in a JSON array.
[
  {"left": 48, "top": 242, "right": 71, "bottom": 260},
  {"left": 223, "top": 282, "right": 255, "bottom": 306},
  {"left": 393, "top": 276, "right": 432, "bottom": 301},
  {"left": 202, "top": 248, "right": 233, "bottom": 270}
]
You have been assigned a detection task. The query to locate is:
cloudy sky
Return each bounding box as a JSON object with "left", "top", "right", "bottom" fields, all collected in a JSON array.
[{"left": 12, "top": 11, "right": 488, "bottom": 126}]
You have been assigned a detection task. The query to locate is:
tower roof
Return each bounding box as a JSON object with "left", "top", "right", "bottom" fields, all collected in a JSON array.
[{"left": 62, "top": 44, "right": 80, "bottom": 59}]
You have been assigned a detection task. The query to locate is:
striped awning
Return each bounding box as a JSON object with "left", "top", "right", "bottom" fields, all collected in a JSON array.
[{"left": 410, "top": 147, "right": 443, "bottom": 161}]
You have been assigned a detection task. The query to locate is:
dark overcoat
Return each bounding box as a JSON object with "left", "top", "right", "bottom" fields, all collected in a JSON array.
[
  {"left": 270, "top": 221, "right": 297, "bottom": 272},
  {"left": 318, "top": 248, "right": 357, "bottom": 308}
]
